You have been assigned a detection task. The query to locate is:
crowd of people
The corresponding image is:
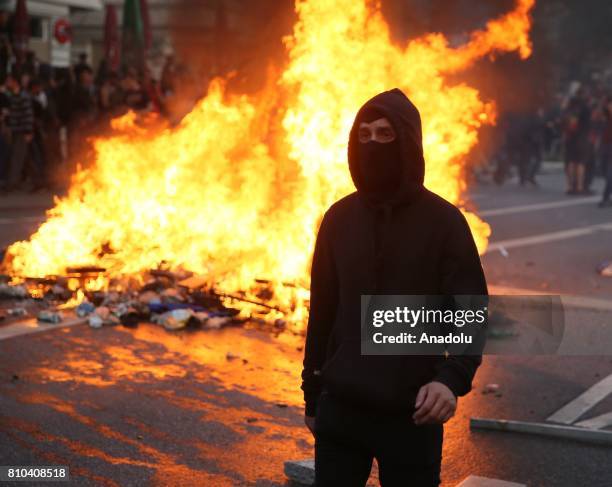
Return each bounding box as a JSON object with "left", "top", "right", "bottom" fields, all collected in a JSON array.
[
  {"left": 0, "top": 51, "right": 179, "bottom": 192},
  {"left": 492, "top": 73, "right": 612, "bottom": 208},
  {"left": 560, "top": 81, "right": 612, "bottom": 207}
]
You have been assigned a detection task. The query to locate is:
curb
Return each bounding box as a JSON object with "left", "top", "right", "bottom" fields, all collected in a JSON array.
[
  {"left": 456, "top": 475, "right": 525, "bottom": 487},
  {"left": 488, "top": 285, "right": 612, "bottom": 312},
  {"left": 470, "top": 417, "right": 612, "bottom": 446},
  {"left": 0, "top": 316, "right": 87, "bottom": 341}
]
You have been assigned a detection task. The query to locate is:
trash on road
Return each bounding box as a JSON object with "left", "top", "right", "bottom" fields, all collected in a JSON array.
[
  {"left": 0, "top": 283, "right": 27, "bottom": 299},
  {"left": 177, "top": 275, "right": 208, "bottom": 290},
  {"left": 37, "top": 310, "right": 63, "bottom": 324},
  {"left": 88, "top": 314, "right": 104, "bottom": 328},
  {"left": 76, "top": 301, "right": 96, "bottom": 317},
  {"left": 7, "top": 307, "right": 27, "bottom": 317},
  {"left": 206, "top": 316, "right": 230, "bottom": 329},
  {"left": 153, "top": 308, "right": 193, "bottom": 331},
  {"left": 597, "top": 261, "right": 612, "bottom": 277},
  {"left": 0, "top": 266, "right": 295, "bottom": 335}
]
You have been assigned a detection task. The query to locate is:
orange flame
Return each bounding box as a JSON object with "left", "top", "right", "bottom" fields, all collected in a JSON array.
[{"left": 4, "top": 0, "right": 534, "bottom": 321}]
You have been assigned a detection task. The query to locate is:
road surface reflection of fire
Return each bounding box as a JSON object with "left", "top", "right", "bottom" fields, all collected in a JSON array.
[{"left": 3, "top": 0, "right": 534, "bottom": 324}]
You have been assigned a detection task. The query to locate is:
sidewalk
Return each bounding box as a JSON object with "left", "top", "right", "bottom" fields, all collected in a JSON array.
[{"left": 0, "top": 190, "right": 57, "bottom": 210}]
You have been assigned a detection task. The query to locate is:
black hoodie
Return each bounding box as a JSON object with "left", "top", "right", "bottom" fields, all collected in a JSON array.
[{"left": 301, "top": 88, "right": 488, "bottom": 417}]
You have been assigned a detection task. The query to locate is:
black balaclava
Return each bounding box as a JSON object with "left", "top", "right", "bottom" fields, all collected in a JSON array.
[{"left": 356, "top": 106, "right": 402, "bottom": 202}]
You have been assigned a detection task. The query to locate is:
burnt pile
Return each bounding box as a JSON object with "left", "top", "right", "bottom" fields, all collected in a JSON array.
[{"left": 0, "top": 266, "right": 293, "bottom": 333}]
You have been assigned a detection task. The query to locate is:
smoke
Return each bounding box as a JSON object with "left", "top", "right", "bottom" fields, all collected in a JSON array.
[{"left": 167, "top": 0, "right": 295, "bottom": 97}]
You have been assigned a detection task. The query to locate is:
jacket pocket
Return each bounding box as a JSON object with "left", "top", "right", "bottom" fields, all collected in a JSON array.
[{"left": 321, "top": 340, "right": 438, "bottom": 413}]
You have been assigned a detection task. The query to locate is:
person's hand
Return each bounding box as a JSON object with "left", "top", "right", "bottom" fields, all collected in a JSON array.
[
  {"left": 304, "top": 415, "right": 315, "bottom": 436},
  {"left": 413, "top": 381, "right": 457, "bottom": 425}
]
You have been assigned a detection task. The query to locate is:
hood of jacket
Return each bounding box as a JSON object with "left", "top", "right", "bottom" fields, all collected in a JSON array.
[{"left": 348, "top": 88, "right": 425, "bottom": 207}]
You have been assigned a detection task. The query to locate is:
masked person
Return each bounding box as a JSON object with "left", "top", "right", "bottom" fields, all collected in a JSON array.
[{"left": 301, "top": 88, "right": 488, "bottom": 487}]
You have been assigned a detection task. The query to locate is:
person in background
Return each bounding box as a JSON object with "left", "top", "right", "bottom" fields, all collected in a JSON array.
[
  {"left": 161, "top": 55, "right": 177, "bottom": 97},
  {"left": 0, "top": 75, "right": 10, "bottom": 186},
  {"left": 529, "top": 108, "right": 549, "bottom": 182},
  {"left": 19, "top": 72, "right": 30, "bottom": 96},
  {"left": 73, "top": 53, "right": 92, "bottom": 83},
  {"left": 142, "top": 67, "right": 164, "bottom": 114},
  {"left": 72, "top": 67, "right": 97, "bottom": 125},
  {"left": 545, "top": 94, "right": 564, "bottom": 161},
  {"left": 121, "top": 68, "right": 149, "bottom": 111},
  {"left": 23, "top": 50, "right": 38, "bottom": 78},
  {"left": 0, "top": 11, "right": 11, "bottom": 82},
  {"left": 28, "top": 78, "right": 48, "bottom": 190},
  {"left": 39, "top": 75, "right": 62, "bottom": 187},
  {"left": 98, "top": 71, "right": 124, "bottom": 118},
  {"left": 5, "top": 73, "right": 34, "bottom": 190},
  {"left": 52, "top": 68, "right": 73, "bottom": 165},
  {"left": 584, "top": 100, "right": 603, "bottom": 193},
  {"left": 70, "top": 67, "right": 97, "bottom": 167},
  {"left": 516, "top": 112, "right": 540, "bottom": 187},
  {"left": 563, "top": 89, "right": 591, "bottom": 195},
  {"left": 95, "top": 58, "right": 110, "bottom": 87},
  {"left": 599, "top": 98, "right": 612, "bottom": 208}
]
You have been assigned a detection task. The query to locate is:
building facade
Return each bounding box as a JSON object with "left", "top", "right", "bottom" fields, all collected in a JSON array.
[{"left": 0, "top": 0, "right": 102, "bottom": 67}]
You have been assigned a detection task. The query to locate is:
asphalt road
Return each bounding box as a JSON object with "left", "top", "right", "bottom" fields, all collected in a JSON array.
[{"left": 1, "top": 164, "right": 612, "bottom": 486}]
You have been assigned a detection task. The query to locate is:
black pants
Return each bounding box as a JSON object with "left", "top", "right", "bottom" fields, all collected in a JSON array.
[{"left": 314, "top": 391, "right": 443, "bottom": 487}]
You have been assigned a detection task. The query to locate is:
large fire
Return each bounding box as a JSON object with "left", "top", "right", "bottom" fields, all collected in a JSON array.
[{"left": 4, "top": 0, "right": 534, "bottom": 323}]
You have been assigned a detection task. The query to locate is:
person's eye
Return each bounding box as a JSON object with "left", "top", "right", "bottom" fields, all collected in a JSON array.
[
  {"left": 378, "top": 128, "right": 395, "bottom": 140},
  {"left": 358, "top": 129, "right": 371, "bottom": 141}
]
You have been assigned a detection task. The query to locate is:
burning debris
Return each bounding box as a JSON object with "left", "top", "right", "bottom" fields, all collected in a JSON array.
[
  {"left": 0, "top": 265, "right": 298, "bottom": 334},
  {"left": 0, "top": 283, "right": 27, "bottom": 299}
]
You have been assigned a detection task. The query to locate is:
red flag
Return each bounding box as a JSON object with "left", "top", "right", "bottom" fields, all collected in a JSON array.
[
  {"left": 12, "top": 0, "right": 29, "bottom": 66},
  {"left": 139, "top": 0, "right": 152, "bottom": 51},
  {"left": 104, "top": 5, "right": 120, "bottom": 72}
]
